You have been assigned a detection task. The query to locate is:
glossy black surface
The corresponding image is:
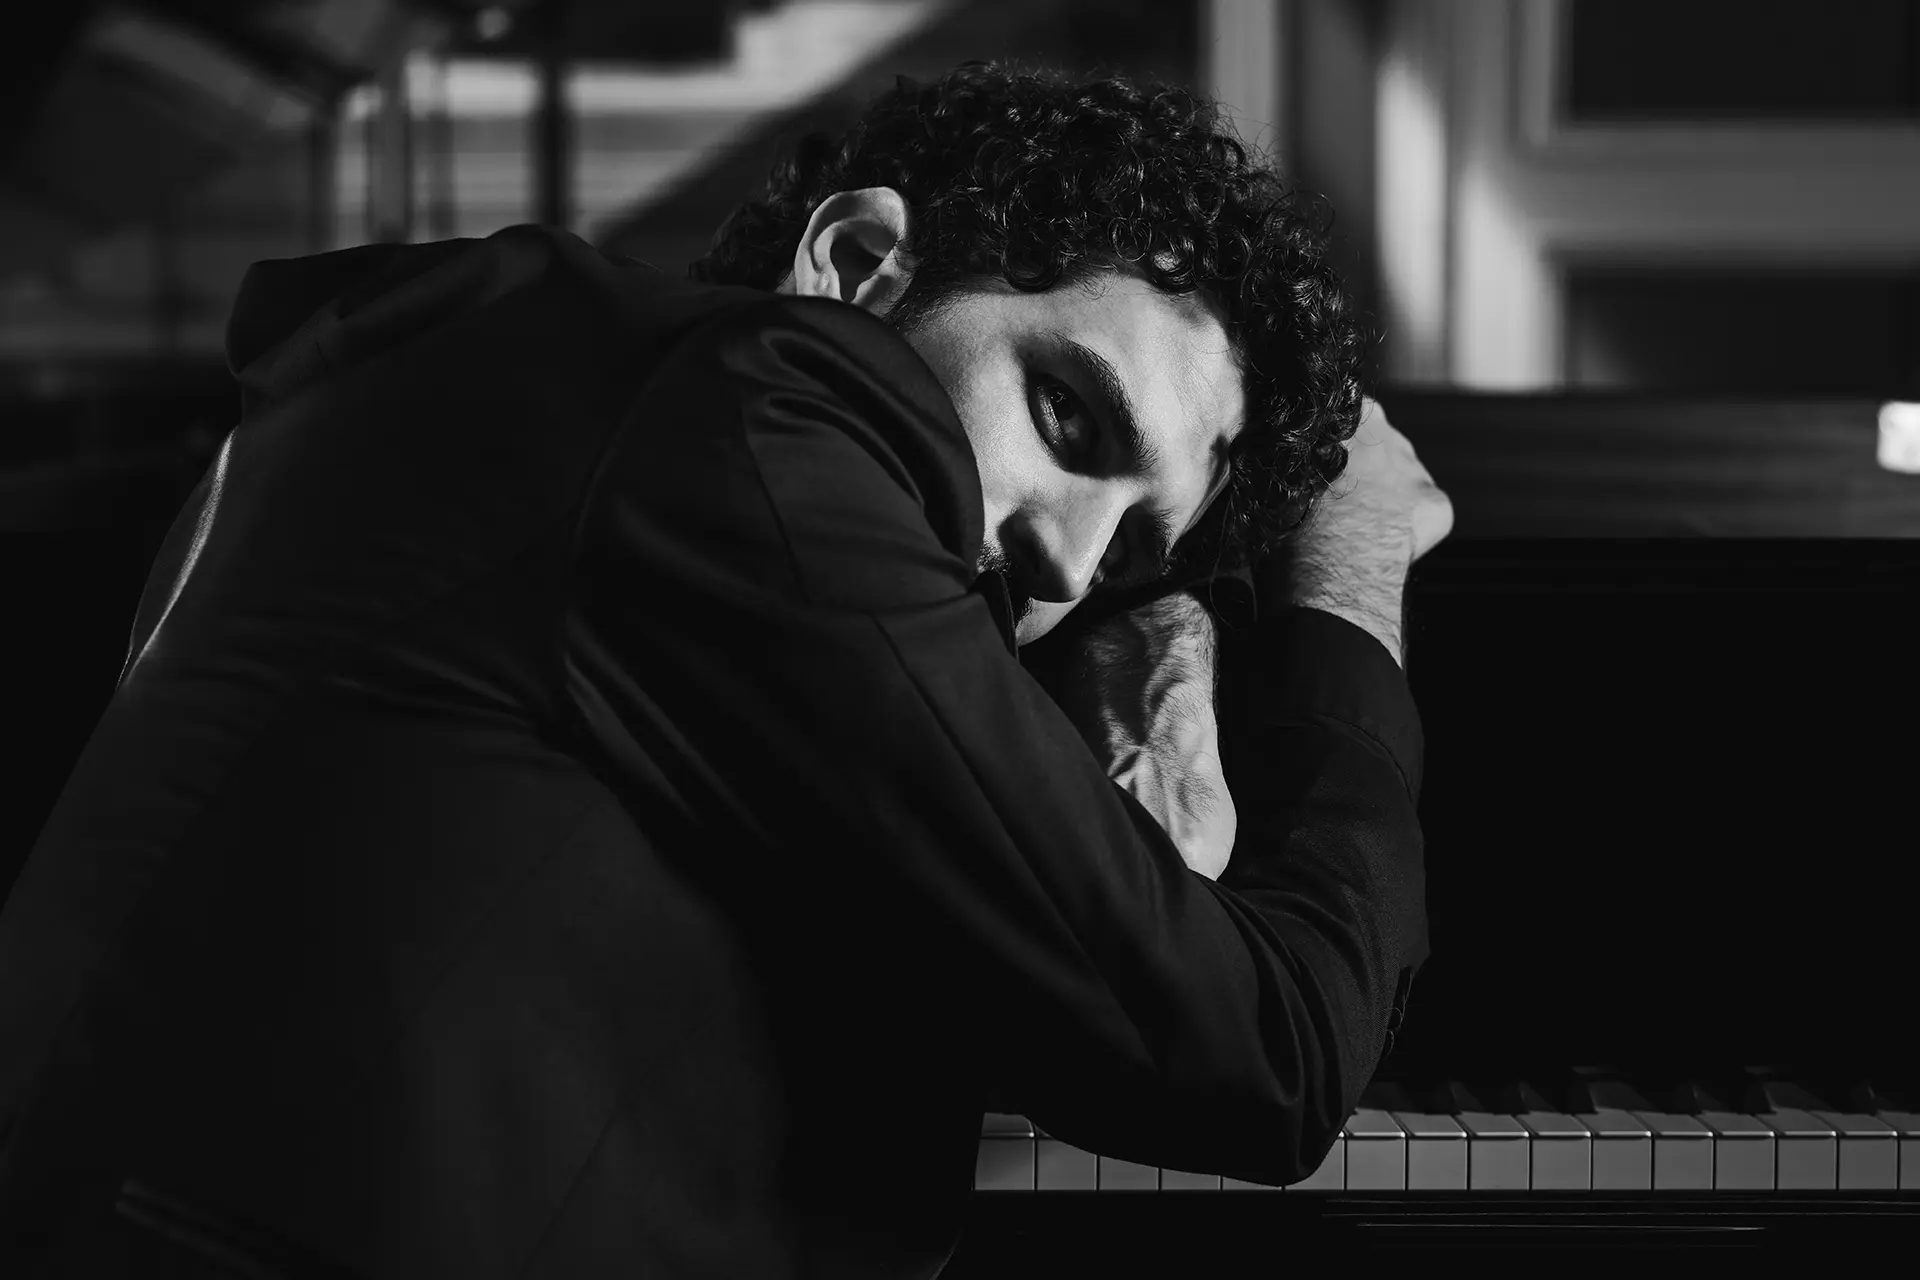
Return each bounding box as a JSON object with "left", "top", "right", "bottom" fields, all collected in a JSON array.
[
  {"left": 1394, "top": 537, "right": 1919, "bottom": 1086},
  {"left": 949, "top": 1191, "right": 1920, "bottom": 1263}
]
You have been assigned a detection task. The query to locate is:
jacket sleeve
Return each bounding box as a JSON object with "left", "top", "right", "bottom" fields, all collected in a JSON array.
[{"left": 563, "top": 293, "right": 1427, "bottom": 1185}]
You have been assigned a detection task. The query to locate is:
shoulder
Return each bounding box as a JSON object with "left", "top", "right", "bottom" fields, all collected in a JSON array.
[
  {"left": 684, "top": 293, "right": 961, "bottom": 433},
  {"left": 660, "top": 293, "right": 980, "bottom": 551},
  {"left": 578, "top": 287, "right": 987, "bottom": 612}
]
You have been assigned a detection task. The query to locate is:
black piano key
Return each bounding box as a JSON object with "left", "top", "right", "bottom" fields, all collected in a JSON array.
[
  {"left": 1537, "top": 1067, "right": 1608, "bottom": 1116},
  {"left": 1728, "top": 1065, "right": 1805, "bottom": 1114},
  {"left": 1856, "top": 1080, "right": 1920, "bottom": 1114},
  {"left": 1513, "top": 1082, "right": 1561, "bottom": 1115}
]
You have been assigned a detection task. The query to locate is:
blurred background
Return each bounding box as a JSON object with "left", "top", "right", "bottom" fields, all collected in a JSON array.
[
  {"left": 6, "top": 0, "right": 1918, "bottom": 519},
  {"left": 3, "top": 1, "right": 1918, "bottom": 879}
]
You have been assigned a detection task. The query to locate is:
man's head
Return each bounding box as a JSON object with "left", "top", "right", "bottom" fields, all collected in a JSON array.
[{"left": 692, "top": 62, "right": 1367, "bottom": 644}]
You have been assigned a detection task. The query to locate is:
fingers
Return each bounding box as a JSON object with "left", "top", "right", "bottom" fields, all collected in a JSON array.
[
  {"left": 1411, "top": 488, "right": 1455, "bottom": 562},
  {"left": 1350, "top": 400, "right": 1455, "bottom": 561}
]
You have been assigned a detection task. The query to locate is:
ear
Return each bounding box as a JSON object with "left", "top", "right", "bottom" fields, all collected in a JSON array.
[{"left": 785, "top": 187, "right": 915, "bottom": 315}]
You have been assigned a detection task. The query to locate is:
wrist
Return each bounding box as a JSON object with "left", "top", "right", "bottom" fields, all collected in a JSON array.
[
  {"left": 1286, "top": 555, "right": 1407, "bottom": 669},
  {"left": 1293, "top": 599, "right": 1403, "bottom": 669}
]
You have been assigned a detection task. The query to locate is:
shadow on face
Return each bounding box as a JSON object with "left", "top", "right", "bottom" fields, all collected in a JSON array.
[
  {"left": 895, "top": 272, "right": 1244, "bottom": 646},
  {"left": 774, "top": 186, "right": 1244, "bottom": 646}
]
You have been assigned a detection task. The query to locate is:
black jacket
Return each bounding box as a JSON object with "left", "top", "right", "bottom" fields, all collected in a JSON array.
[{"left": 0, "top": 225, "right": 1427, "bottom": 1279}]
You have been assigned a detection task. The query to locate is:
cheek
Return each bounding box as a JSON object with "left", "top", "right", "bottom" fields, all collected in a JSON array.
[
  {"left": 902, "top": 316, "right": 1044, "bottom": 533},
  {"left": 970, "top": 429, "right": 1024, "bottom": 528},
  {"left": 952, "top": 386, "right": 1040, "bottom": 526}
]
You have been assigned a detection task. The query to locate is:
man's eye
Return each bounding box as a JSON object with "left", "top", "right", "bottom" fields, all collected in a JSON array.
[{"left": 1035, "top": 376, "right": 1095, "bottom": 453}]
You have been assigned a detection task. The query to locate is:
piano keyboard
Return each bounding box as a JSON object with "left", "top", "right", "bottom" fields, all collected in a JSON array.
[{"left": 975, "top": 1073, "right": 1920, "bottom": 1194}]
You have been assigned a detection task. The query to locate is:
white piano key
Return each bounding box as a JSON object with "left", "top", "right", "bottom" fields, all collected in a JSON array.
[
  {"left": 1389, "top": 1112, "right": 1467, "bottom": 1190},
  {"left": 1697, "top": 1110, "right": 1774, "bottom": 1191},
  {"left": 1628, "top": 1110, "right": 1713, "bottom": 1191},
  {"left": 1288, "top": 1136, "right": 1345, "bottom": 1192},
  {"left": 1220, "top": 1176, "right": 1282, "bottom": 1190},
  {"left": 1097, "top": 1155, "right": 1159, "bottom": 1191},
  {"left": 1760, "top": 1108, "right": 1836, "bottom": 1190},
  {"left": 1809, "top": 1110, "right": 1899, "bottom": 1190},
  {"left": 1456, "top": 1109, "right": 1530, "bottom": 1190},
  {"left": 1162, "top": 1167, "right": 1224, "bottom": 1191},
  {"left": 1517, "top": 1109, "right": 1592, "bottom": 1191},
  {"left": 1572, "top": 1109, "right": 1651, "bottom": 1190},
  {"left": 1342, "top": 1108, "right": 1406, "bottom": 1191},
  {"left": 1034, "top": 1128, "right": 1097, "bottom": 1190},
  {"left": 1875, "top": 1111, "right": 1920, "bottom": 1190},
  {"left": 975, "top": 1112, "right": 1036, "bottom": 1191}
]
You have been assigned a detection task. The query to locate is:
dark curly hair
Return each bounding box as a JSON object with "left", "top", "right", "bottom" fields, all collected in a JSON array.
[{"left": 690, "top": 60, "right": 1368, "bottom": 581}]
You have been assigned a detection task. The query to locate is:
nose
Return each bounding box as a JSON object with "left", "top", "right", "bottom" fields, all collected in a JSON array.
[{"left": 1004, "top": 492, "right": 1126, "bottom": 604}]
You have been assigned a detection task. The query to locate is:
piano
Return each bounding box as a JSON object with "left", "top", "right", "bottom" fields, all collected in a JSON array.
[{"left": 958, "top": 396, "right": 1920, "bottom": 1259}]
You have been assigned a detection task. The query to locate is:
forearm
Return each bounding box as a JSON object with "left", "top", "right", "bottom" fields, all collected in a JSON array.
[
  {"left": 1215, "top": 606, "right": 1429, "bottom": 1128},
  {"left": 1054, "top": 590, "right": 1237, "bottom": 879}
]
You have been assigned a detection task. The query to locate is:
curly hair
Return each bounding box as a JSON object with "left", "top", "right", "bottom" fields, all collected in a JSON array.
[{"left": 690, "top": 60, "right": 1368, "bottom": 580}]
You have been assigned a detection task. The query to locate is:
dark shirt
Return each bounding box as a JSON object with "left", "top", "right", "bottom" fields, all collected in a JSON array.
[{"left": 0, "top": 226, "right": 1426, "bottom": 1279}]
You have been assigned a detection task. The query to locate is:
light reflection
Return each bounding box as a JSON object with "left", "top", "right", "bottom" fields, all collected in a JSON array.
[
  {"left": 1876, "top": 402, "right": 1920, "bottom": 475},
  {"left": 123, "top": 428, "right": 234, "bottom": 685},
  {"left": 1375, "top": 44, "right": 1447, "bottom": 383}
]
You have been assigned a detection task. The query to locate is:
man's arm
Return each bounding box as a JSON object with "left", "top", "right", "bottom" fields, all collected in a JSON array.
[
  {"left": 1049, "top": 590, "right": 1237, "bottom": 881},
  {"left": 1049, "top": 397, "right": 1450, "bottom": 882},
  {"left": 1279, "top": 396, "right": 1456, "bottom": 670},
  {"left": 1287, "top": 553, "right": 1407, "bottom": 669},
  {"left": 566, "top": 294, "right": 1427, "bottom": 1185}
]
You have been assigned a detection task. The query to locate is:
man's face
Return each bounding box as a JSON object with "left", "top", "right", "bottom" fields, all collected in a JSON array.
[{"left": 895, "top": 272, "right": 1245, "bottom": 645}]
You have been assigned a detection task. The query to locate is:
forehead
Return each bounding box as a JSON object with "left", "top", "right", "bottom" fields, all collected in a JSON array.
[
  {"left": 1032, "top": 272, "right": 1245, "bottom": 501},
  {"left": 1040, "top": 272, "right": 1241, "bottom": 413}
]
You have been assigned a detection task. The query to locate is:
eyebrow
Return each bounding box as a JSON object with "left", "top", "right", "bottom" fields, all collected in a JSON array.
[{"left": 1048, "top": 334, "right": 1179, "bottom": 579}]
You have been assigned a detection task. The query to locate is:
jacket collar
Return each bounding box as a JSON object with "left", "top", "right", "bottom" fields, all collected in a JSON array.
[{"left": 968, "top": 569, "right": 1018, "bottom": 656}]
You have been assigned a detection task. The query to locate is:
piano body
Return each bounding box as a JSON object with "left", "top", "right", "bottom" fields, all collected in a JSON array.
[{"left": 954, "top": 394, "right": 1920, "bottom": 1258}]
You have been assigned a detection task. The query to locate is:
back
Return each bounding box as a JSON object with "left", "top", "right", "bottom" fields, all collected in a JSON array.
[{"left": 0, "top": 227, "right": 837, "bottom": 1276}]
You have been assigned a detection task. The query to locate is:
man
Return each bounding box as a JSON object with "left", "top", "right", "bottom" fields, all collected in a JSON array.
[{"left": 0, "top": 63, "right": 1449, "bottom": 1278}]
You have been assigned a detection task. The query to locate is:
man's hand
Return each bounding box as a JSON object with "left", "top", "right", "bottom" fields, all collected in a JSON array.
[
  {"left": 1051, "top": 590, "right": 1236, "bottom": 880},
  {"left": 1285, "top": 398, "right": 1454, "bottom": 667}
]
